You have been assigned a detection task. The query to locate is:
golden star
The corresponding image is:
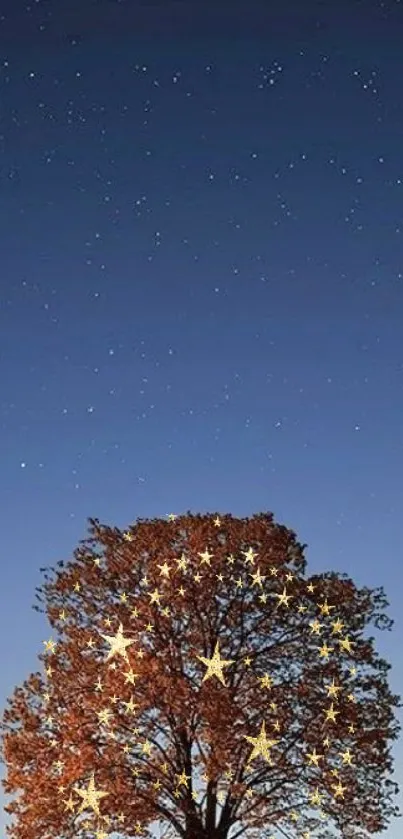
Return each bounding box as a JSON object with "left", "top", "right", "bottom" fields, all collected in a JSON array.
[
  {"left": 123, "top": 695, "right": 139, "bottom": 714},
  {"left": 198, "top": 549, "right": 214, "bottom": 565},
  {"left": 141, "top": 740, "right": 152, "bottom": 756},
  {"left": 242, "top": 547, "right": 257, "bottom": 565},
  {"left": 259, "top": 673, "right": 273, "bottom": 689},
  {"left": 243, "top": 720, "right": 279, "bottom": 763},
  {"left": 197, "top": 641, "right": 234, "bottom": 685},
  {"left": 44, "top": 638, "right": 57, "bottom": 654},
  {"left": 331, "top": 618, "right": 345, "bottom": 634},
  {"left": 309, "top": 620, "right": 323, "bottom": 635},
  {"left": 226, "top": 554, "right": 236, "bottom": 564},
  {"left": 327, "top": 678, "right": 342, "bottom": 699},
  {"left": 332, "top": 781, "right": 346, "bottom": 798},
  {"left": 339, "top": 636, "right": 354, "bottom": 653},
  {"left": 167, "top": 513, "right": 177, "bottom": 521},
  {"left": 176, "top": 770, "right": 191, "bottom": 787},
  {"left": 340, "top": 747, "right": 354, "bottom": 765},
  {"left": 213, "top": 516, "right": 221, "bottom": 526},
  {"left": 318, "top": 642, "right": 333, "bottom": 659},
  {"left": 123, "top": 531, "right": 133, "bottom": 541},
  {"left": 309, "top": 787, "right": 323, "bottom": 806},
  {"left": 250, "top": 567, "right": 266, "bottom": 588},
  {"left": 307, "top": 582, "right": 315, "bottom": 593},
  {"left": 175, "top": 553, "right": 188, "bottom": 571},
  {"left": 158, "top": 562, "right": 171, "bottom": 578},
  {"left": 148, "top": 588, "right": 162, "bottom": 605},
  {"left": 74, "top": 773, "right": 109, "bottom": 817},
  {"left": 100, "top": 623, "right": 134, "bottom": 663},
  {"left": 63, "top": 794, "right": 75, "bottom": 812},
  {"left": 97, "top": 708, "right": 113, "bottom": 726},
  {"left": 274, "top": 587, "right": 292, "bottom": 607},
  {"left": 317, "top": 598, "right": 336, "bottom": 616},
  {"left": 124, "top": 668, "right": 138, "bottom": 685},
  {"left": 234, "top": 577, "right": 243, "bottom": 588},
  {"left": 324, "top": 703, "right": 339, "bottom": 723},
  {"left": 305, "top": 747, "right": 323, "bottom": 766}
]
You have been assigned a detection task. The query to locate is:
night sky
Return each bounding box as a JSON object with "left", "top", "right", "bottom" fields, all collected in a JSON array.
[{"left": 1, "top": 0, "right": 403, "bottom": 836}]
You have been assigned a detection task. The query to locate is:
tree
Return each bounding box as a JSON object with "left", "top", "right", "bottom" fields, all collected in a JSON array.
[{"left": 1, "top": 511, "right": 401, "bottom": 839}]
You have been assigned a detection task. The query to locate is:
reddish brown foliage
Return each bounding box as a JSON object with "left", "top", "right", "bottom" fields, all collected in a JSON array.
[{"left": 0, "top": 511, "right": 401, "bottom": 839}]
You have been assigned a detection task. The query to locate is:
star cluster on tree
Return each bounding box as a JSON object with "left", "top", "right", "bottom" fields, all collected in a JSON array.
[{"left": 1, "top": 511, "right": 401, "bottom": 839}]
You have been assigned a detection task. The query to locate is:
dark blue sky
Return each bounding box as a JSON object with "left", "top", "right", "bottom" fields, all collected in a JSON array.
[{"left": 1, "top": 1, "right": 403, "bottom": 836}]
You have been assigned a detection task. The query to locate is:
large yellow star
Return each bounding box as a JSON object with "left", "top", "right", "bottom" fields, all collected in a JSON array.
[
  {"left": 324, "top": 702, "right": 340, "bottom": 723},
  {"left": 198, "top": 549, "right": 214, "bottom": 566},
  {"left": 196, "top": 641, "right": 234, "bottom": 686},
  {"left": 305, "top": 747, "right": 323, "bottom": 767},
  {"left": 341, "top": 747, "right": 354, "bottom": 765},
  {"left": 74, "top": 772, "right": 109, "bottom": 817},
  {"left": 327, "top": 678, "right": 342, "bottom": 699},
  {"left": 274, "top": 587, "right": 292, "bottom": 607},
  {"left": 250, "top": 567, "right": 266, "bottom": 588},
  {"left": 100, "top": 623, "right": 134, "bottom": 663},
  {"left": 243, "top": 720, "right": 279, "bottom": 763}
]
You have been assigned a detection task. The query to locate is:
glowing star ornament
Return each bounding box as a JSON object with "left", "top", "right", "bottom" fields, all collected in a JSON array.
[
  {"left": 73, "top": 772, "right": 109, "bottom": 817},
  {"left": 196, "top": 640, "right": 234, "bottom": 686},
  {"left": 100, "top": 623, "right": 134, "bottom": 663},
  {"left": 243, "top": 720, "right": 279, "bottom": 763}
]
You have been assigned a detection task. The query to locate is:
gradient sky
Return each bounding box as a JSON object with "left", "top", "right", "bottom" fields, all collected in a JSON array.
[{"left": 1, "top": 0, "right": 403, "bottom": 837}]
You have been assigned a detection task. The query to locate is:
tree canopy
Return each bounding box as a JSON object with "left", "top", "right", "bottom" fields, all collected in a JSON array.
[{"left": 1, "top": 511, "right": 401, "bottom": 839}]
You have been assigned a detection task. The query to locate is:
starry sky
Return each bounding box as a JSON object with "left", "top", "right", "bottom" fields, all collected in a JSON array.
[{"left": 1, "top": 0, "right": 403, "bottom": 836}]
